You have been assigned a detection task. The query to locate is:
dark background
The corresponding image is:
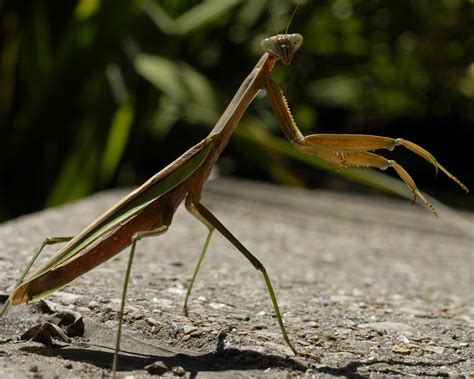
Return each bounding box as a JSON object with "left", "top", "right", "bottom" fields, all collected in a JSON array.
[{"left": 1, "top": 0, "right": 472, "bottom": 221}]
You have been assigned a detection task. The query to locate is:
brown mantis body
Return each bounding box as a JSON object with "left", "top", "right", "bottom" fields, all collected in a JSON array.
[{"left": 2, "top": 31, "right": 468, "bottom": 373}]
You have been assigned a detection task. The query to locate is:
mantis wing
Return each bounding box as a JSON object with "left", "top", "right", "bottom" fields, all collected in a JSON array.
[{"left": 11, "top": 140, "right": 213, "bottom": 304}]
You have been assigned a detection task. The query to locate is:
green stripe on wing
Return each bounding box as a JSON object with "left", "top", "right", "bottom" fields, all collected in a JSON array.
[{"left": 22, "top": 141, "right": 213, "bottom": 283}]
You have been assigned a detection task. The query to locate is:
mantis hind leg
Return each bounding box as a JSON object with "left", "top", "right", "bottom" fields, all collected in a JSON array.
[
  {"left": 1, "top": 236, "right": 73, "bottom": 317},
  {"left": 112, "top": 225, "right": 168, "bottom": 374},
  {"left": 186, "top": 200, "right": 318, "bottom": 360},
  {"left": 183, "top": 199, "right": 215, "bottom": 315}
]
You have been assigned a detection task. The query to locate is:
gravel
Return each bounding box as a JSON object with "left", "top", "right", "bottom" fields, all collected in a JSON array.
[{"left": 0, "top": 178, "right": 472, "bottom": 378}]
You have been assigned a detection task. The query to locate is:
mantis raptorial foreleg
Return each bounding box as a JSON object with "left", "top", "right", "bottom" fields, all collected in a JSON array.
[
  {"left": 263, "top": 76, "right": 468, "bottom": 215},
  {"left": 186, "top": 200, "right": 300, "bottom": 356},
  {"left": 112, "top": 225, "right": 169, "bottom": 373},
  {"left": 0, "top": 236, "right": 73, "bottom": 317}
]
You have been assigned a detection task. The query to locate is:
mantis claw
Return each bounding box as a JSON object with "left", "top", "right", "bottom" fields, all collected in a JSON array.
[
  {"left": 390, "top": 160, "right": 437, "bottom": 216},
  {"left": 395, "top": 139, "right": 469, "bottom": 193}
]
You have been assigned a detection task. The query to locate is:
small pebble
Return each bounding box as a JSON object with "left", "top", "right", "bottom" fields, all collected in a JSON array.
[
  {"left": 167, "top": 286, "right": 186, "bottom": 295},
  {"left": 231, "top": 314, "right": 250, "bottom": 321},
  {"left": 209, "top": 302, "right": 229, "bottom": 310},
  {"left": 398, "top": 335, "right": 410, "bottom": 344},
  {"left": 183, "top": 326, "right": 197, "bottom": 334},
  {"left": 172, "top": 366, "right": 186, "bottom": 376},
  {"left": 145, "top": 361, "right": 169, "bottom": 375},
  {"left": 392, "top": 344, "right": 411, "bottom": 355},
  {"left": 358, "top": 322, "right": 417, "bottom": 336},
  {"left": 425, "top": 346, "right": 444, "bottom": 354},
  {"left": 146, "top": 317, "right": 159, "bottom": 326},
  {"left": 54, "top": 291, "right": 83, "bottom": 304},
  {"left": 133, "top": 319, "right": 148, "bottom": 330}
]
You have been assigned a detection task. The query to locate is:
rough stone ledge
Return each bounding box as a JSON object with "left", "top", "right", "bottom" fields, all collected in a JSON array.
[{"left": 0, "top": 178, "right": 472, "bottom": 378}]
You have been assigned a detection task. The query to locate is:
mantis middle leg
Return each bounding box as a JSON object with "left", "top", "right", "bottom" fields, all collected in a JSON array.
[
  {"left": 112, "top": 225, "right": 168, "bottom": 374},
  {"left": 1, "top": 236, "right": 73, "bottom": 317}
]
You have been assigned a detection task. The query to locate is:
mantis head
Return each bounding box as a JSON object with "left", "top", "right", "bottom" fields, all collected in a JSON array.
[{"left": 261, "top": 33, "right": 303, "bottom": 65}]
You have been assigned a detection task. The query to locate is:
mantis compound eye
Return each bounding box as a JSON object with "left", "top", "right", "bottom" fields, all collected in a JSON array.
[{"left": 261, "top": 33, "right": 303, "bottom": 65}]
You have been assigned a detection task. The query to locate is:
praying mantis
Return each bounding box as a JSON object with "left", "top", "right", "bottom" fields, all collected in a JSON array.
[{"left": 1, "top": 17, "right": 468, "bottom": 375}]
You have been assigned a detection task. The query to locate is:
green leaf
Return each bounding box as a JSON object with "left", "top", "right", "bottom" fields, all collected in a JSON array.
[
  {"left": 134, "top": 53, "right": 217, "bottom": 124},
  {"left": 174, "top": 0, "right": 239, "bottom": 35},
  {"left": 100, "top": 97, "right": 135, "bottom": 185}
]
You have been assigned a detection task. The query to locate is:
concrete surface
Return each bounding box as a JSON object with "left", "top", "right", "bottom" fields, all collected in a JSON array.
[{"left": 0, "top": 178, "right": 472, "bottom": 378}]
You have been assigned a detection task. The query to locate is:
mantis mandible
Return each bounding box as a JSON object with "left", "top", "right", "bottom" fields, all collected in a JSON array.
[{"left": 1, "top": 24, "right": 468, "bottom": 374}]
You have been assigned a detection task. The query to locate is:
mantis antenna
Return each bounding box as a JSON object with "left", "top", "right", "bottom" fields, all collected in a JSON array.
[
  {"left": 285, "top": 1, "right": 301, "bottom": 34},
  {"left": 266, "top": 0, "right": 302, "bottom": 37}
]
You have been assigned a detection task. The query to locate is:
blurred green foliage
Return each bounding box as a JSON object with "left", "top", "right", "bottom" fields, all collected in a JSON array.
[{"left": 1, "top": 0, "right": 473, "bottom": 221}]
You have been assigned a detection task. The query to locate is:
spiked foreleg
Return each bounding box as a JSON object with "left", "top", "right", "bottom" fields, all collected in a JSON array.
[
  {"left": 316, "top": 150, "right": 437, "bottom": 214},
  {"left": 303, "top": 135, "right": 468, "bottom": 193},
  {"left": 262, "top": 76, "right": 468, "bottom": 212}
]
